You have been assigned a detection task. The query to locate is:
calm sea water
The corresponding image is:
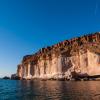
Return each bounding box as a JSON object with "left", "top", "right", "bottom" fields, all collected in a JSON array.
[{"left": 0, "top": 80, "right": 100, "bottom": 100}]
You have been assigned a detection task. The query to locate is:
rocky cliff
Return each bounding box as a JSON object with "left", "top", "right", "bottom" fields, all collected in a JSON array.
[{"left": 17, "top": 32, "right": 100, "bottom": 80}]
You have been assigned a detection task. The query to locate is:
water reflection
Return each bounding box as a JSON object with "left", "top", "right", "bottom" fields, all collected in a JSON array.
[
  {"left": 16, "top": 80, "right": 100, "bottom": 100},
  {"left": 1, "top": 80, "right": 100, "bottom": 100}
]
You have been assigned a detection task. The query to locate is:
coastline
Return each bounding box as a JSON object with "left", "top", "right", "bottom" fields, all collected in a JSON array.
[{"left": 14, "top": 32, "right": 100, "bottom": 81}]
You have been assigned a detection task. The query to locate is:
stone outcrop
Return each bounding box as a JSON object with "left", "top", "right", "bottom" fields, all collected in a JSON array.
[
  {"left": 17, "top": 32, "right": 100, "bottom": 80},
  {"left": 11, "top": 74, "right": 21, "bottom": 80},
  {"left": 3, "top": 76, "right": 10, "bottom": 80}
]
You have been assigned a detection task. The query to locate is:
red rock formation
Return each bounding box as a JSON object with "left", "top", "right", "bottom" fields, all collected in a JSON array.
[{"left": 17, "top": 32, "right": 100, "bottom": 80}]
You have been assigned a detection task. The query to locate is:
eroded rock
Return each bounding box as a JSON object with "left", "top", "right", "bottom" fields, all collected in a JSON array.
[{"left": 17, "top": 32, "right": 100, "bottom": 80}]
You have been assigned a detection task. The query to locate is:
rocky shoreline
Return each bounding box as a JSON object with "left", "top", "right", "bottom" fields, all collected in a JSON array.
[
  {"left": 15, "top": 32, "right": 100, "bottom": 80},
  {"left": 10, "top": 74, "right": 100, "bottom": 81}
]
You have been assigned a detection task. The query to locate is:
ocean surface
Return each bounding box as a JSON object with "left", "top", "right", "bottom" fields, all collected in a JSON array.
[{"left": 0, "top": 80, "right": 100, "bottom": 100}]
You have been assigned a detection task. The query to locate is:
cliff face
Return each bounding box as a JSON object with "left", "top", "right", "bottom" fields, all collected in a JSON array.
[{"left": 17, "top": 32, "right": 100, "bottom": 80}]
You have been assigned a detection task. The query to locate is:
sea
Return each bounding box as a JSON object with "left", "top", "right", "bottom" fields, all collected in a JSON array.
[{"left": 0, "top": 79, "right": 100, "bottom": 100}]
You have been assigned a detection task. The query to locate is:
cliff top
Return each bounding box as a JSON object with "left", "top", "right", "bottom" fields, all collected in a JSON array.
[{"left": 22, "top": 32, "right": 100, "bottom": 63}]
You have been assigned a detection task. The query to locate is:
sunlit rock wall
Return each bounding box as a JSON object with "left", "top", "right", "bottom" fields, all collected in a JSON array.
[{"left": 17, "top": 32, "right": 100, "bottom": 80}]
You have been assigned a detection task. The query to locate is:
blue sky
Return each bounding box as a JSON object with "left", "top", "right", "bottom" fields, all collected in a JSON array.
[{"left": 0, "top": 0, "right": 100, "bottom": 77}]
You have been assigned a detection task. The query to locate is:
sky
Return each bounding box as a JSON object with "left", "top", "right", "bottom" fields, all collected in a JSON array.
[{"left": 0, "top": 0, "right": 100, "bottom": 77}]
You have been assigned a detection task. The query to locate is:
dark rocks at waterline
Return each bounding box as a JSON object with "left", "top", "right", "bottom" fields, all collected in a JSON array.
[
  {"left": 72, "top": 74, "right": 100, "bottom": 81},
  {"left": 11, "top": 72, "right": 100, "bottom": 81},
  {"left": 11, "top": 74, "right": 21, "bottom": 80},
  {"left": 2, "top": 76, "right": 10, "bottom": 80}
]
